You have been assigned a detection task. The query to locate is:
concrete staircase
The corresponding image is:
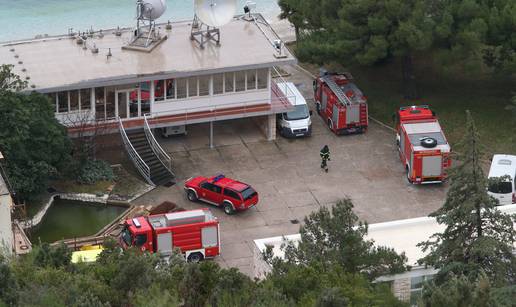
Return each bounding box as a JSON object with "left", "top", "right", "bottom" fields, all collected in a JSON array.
[{"left": 124, "top": 128, "right": 174, "bottom": 186}]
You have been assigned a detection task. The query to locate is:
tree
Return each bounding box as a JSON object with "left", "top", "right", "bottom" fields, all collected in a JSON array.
[
  {"left": 294, "top": 0, "right": 434, "bottom": 98},
  {"left": 429, "top": 0, "right": 516, "bottom": 73},
  {"left": 0, "top": 89, "right": 71, "bottom": 199},
  {"left": 0, "top": 255, "right": 18, "bottom": 306},
  {"left": 0, "top": 64, "right": 26, "bottom": 92},
  {"left": 276, "top": 199, "right": 408, "bottom": 280},
  {"left": 418, "top": 111, "right": 516, "bottom": 286}
]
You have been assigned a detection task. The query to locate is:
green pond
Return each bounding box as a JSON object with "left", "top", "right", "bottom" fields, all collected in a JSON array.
[{"left": 31, "top": 199, "right": 127, "bottom": 243}]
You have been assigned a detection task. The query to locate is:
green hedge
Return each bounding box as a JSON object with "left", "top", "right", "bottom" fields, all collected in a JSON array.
[{"left": 77, "top": 160, "right": 114, "bottom": 185}]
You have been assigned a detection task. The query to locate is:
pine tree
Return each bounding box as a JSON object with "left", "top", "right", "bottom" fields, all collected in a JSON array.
[{"left": 418, "top": 111, "right": 516, "bottom": 286}]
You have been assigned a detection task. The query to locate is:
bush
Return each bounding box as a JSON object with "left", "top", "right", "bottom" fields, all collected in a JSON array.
[{"left": 76, "top": 160, "right": 114, "bottom": 185}]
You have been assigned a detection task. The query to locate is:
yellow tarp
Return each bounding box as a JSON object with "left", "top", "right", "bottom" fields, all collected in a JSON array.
[{"left": 71, "top": 248, "right": 103, "bottom": 263}]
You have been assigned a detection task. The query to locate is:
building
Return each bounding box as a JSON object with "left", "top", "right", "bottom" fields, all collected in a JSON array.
[
  {"left": 0, "top": 14, "right": 296, "bottom": 139},
  {"left": 0, "top": 14, "right": 297, "bottom": 185},
  {"left": 0, "top": 159, "right": 13, "bottom": 255},
  {"left": 253, "top": 204, "right": 516, "bottom": 305}
]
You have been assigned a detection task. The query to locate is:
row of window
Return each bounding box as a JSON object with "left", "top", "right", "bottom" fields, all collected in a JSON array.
[
  {"left": 48, "top": 89, "right": 92, "bottom": 113},
  {"left": 155, "top": 69, "right": 269, "bottom": 101},
  {"left": 50, "top": 68, "right": 269, "bottom": 114}
]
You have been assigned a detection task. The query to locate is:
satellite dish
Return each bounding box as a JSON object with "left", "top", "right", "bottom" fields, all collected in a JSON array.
[
  {"left": 194, "top": 0, "right": 237, "bottom": 28},
  {"left": 139, "top": 0, "right": 167, "bottom": 20}
]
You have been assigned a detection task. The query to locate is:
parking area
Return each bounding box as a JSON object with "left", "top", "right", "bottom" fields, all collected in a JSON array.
[{"left": 132, "top": 65, "right": 448, "bottom": 276}]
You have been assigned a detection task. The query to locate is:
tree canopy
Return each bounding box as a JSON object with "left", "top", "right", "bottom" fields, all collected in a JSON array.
[{"left": 0, "top": 85, "right": 71, "bottom": 199}]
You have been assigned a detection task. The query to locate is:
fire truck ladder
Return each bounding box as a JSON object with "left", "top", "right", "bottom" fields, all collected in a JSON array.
[{"left": 321, "top": 74, "right": 352, "bottom": 106}]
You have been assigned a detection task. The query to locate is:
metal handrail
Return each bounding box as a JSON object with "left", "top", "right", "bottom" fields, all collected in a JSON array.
[
  {"left": 118, "top": 117, "right": 153, "bottom": 185},
  {"left": 143, "top": 114, "right": 173, "bottom": 175}
]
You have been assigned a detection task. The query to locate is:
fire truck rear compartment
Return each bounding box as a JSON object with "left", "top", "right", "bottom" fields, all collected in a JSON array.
[{"left": 422, "top": 156, "right": 443, "bottom": 177}]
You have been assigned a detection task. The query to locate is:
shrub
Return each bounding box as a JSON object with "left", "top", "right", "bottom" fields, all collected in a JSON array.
[{"left": 77, "top": 160, "right": 114, "bottom": 185}]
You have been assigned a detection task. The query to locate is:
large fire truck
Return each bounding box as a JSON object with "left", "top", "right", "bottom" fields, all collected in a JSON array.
[
  {"left": 313, "top": 71, "right": 368, "bottom": 134},
  {"left": 120, "top": 208, "right": 220, "bottom": 262},
  {"left": 395, "top": 106, "right": 451, "bottom": 184}
]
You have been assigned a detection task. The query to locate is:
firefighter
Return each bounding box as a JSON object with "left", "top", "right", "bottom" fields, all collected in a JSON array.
[{"left": 320, "top": 145, "right": 330, "bottom": 172}]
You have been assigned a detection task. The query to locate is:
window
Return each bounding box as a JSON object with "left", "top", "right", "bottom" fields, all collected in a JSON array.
[
  {"left": 225, "top": 72, "right": 234, "bottom": 92},
  {"left": 57, "top": 91, "right": 68, "bottom": 113},
  {"left": 198, "top": 75, "right": 210, "bottom": 96},
  {"left": 80, "top": 89, "right": 91, "bottom": 110},
  {"left": 69, "top": 90, "right": 79, "bottom": 111},
  {"left": 188, "top": 77, "right": 198, "bottom": 97},
  {"left": 134, "top": 234, "right": 147, "bottom": 246},
  {"left": 235, "top": 71, "right": 246, "bottom": 92},
  {"left": 155, "top": 80, "right": 165, "bottom": 101},
  {"left": 201, "top": 226, "right": 218, "bottom": 248},
  {"left": 95, "top": 87, "right": 105, "bottom": 120},
  {"left": 488, "top": 180, "right": 513, "bottom": 194},
  {"left": 200, "top": 182, "right": 222, "bottom": 193},
  {"left": 246, "top": 70, "right": 257, "bottom": 90},
  {"left": 105, "top": 88, "right": 116, "bottom": 119},
  {"left": 176, "top": 78, "right": 187, "bottom": 99},
  {"left": 410, "top": 275, "right": 433, "bottom": 306},
  {"left": 213, "top": 73, "right": 224, "bottom": 95},
  {"left": 257, "top": 68, "right": 268, "bottom": 89},
  {"left": 241, "top": 187, "right": 257, "bottom": 200},
  {"left": 166, "top": 79, "right": 176, "bottom": 100},
  {"left": 223, "top": 189, "right": 241, "bottom": 200}
]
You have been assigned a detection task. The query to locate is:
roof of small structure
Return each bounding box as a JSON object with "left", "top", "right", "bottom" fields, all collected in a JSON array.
[
  {"left": 0, "top": 14, "right": 296, "bottom": 93},
  {"left": 254, "top": 204, "right": 516, "bottom": 267}
]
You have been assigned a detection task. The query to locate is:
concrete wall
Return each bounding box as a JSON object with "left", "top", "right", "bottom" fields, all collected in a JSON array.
[{"left": 0, "top": 192, "right": 13, "bottom": 255}]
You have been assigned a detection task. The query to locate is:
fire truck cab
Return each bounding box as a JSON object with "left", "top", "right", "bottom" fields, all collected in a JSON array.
[
  {"left": 120, "top": 208, "right": 220, "bottom": 262},
  {"left": 313, "top": 71, "right": 368, "bottom": 135},
  {"left": 395, "top": 106, "right": 451, "bottom": 184}
]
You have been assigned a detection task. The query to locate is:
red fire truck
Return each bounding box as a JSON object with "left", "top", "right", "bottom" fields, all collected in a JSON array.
[
  {"left": 313, "top": 71, "right": 368, "bottom": 134},
  {"left": 120, "top": 208, "right": 220, "bottom": 262},
  {"left": 395, "top": 106, "right": 451, "bottom": 184}
]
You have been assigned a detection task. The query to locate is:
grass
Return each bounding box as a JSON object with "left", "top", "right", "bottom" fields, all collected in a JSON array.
[
  {"left": 50, "top": 179, "right": 113, "bottom": 195},
  {"left": 298, "top": 53, "right": 515, "bottom": 156}
]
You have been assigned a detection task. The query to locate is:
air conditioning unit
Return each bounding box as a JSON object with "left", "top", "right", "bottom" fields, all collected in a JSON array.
[{"left": 160, "top": 125, "right": 187, "bottom": 137}]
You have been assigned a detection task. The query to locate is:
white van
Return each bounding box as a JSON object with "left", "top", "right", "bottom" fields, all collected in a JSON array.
[
  {"left": 276, "top": 82, "right": 312, "bottom": 138},
  {"left": 487, "top": 154, "right": 516, "bottom": 205}
]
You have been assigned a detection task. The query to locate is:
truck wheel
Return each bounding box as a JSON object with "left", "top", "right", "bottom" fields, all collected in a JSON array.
[
  {"left": 187, "top": 252, "right": 204, "bottom": 263},
  {"left": 316, "top": 103, "right": 321, "bottom": 115},
  {"left": 223, "top": 202, "right": 235, "bottom": 215},
  {"left": 187, "top": 190, "right": 198, "bottom": 202},
  {"left": 406, "top": 167, "right": 413, "bottom": 184},
  {"left": 328, "top": 120, "right": 333, "bottom": 131}
]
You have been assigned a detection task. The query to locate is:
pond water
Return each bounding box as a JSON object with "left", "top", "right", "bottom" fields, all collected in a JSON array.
[{"left": 31, "top": 199, "right": 127, "bottom": 243}]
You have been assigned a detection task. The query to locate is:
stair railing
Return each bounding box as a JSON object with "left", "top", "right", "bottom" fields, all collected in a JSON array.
[
  {"left": 118, "top": 117, "right": 153, "bottom": 185},
  {"left": 143, "top": 114, "right": 173, "bottom": 175}
]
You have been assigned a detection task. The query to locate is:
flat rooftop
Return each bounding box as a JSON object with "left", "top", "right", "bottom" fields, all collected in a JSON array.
[{"left": 0, "top": 14, "right": 296, "bottom": 93}]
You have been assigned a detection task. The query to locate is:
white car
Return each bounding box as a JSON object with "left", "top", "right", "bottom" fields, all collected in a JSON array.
[{"left": 487, "top": 154, "right": 516, "bottom": 205}]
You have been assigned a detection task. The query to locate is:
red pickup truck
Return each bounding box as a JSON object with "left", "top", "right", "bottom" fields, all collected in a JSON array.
[{"left": 184, "top": 175, "right": 258, "bottom": 215}]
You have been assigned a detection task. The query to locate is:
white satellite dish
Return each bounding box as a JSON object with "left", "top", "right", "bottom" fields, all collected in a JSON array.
[
  {"left": 139, "top": 0, "right": 167, "bottom": 20},
  {"left": 194, "top": 0, "right": 237, "bottom": 28}
]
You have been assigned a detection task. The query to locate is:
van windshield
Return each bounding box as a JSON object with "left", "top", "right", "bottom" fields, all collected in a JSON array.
[
  {"left": 488, "top": 181, "right": 513, "bottom": 194},
  {"left": 285, "top": 105, "right": 309, "bottom": 121}
]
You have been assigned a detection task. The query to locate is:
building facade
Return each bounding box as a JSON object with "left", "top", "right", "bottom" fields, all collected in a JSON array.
[{"left": 0, "top": 14, "right": 297, "bottom": 139}]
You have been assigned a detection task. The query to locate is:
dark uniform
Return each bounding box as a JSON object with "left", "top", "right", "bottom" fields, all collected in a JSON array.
[{"left": 320, "top": 145, "right": 330, "bottom": 172}]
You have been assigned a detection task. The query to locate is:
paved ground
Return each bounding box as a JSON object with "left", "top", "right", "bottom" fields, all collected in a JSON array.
[{"left": 132, "top": 65, "right": 448, "bottom": 276}]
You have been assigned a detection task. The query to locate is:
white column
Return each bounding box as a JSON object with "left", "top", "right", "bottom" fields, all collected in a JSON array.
[
  {"left": 150, "top": 81, "right": 155, "bottom": 115},
  {"left": 90, "top": 88, "right": 95, "bottom": 115},
  {"left": 209, "top": 121, "right": 214, "bottom": 149},
  {"left": 266, "top": 114, "right": 276, "bottom": 141}
]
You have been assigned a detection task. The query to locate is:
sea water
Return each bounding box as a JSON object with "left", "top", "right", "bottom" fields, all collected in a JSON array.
[{"left": 0, "top": 0, "right": 281, "bottom": 42}]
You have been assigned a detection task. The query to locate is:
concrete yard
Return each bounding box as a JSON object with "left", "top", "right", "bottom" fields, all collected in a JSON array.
[{"left": 132, "top": 65, "right": 448, "bottom": 276}]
